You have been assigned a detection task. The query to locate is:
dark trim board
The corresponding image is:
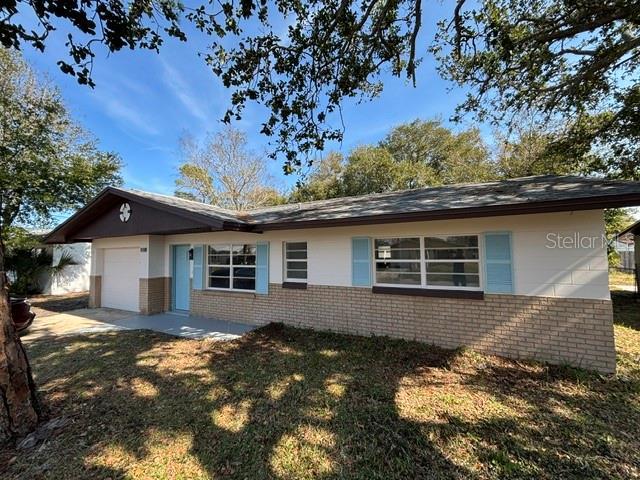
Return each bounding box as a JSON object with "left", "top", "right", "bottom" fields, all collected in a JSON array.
[
  {"left": 282, "top": 282, "right": 308, "bottom": 290},
  {"left": 371, "top": 286, "right": 485, "bottom": 300}
]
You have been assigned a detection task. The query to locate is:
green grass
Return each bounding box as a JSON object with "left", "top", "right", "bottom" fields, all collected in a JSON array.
[{"left": 2, "top": 292, "right": 640, "bottom": 479}]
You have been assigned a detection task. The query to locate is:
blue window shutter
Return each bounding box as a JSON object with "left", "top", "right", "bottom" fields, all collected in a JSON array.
[
  {"left": 256, "top": 241, "right": 270, "bottom": 294},
  {"left": 484, "top": 232, "right": 513, "bottom": 294},
  {"left": 352, "top": 237, "right": 372, "bottom": 287},
  {"left": 193, "top": 245, "right": 204, "bottom": 290}
]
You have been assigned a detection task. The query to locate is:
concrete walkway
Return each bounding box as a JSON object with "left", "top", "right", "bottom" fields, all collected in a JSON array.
[{"left": 23, "top": 308, "right": 256, "bottom": 342}]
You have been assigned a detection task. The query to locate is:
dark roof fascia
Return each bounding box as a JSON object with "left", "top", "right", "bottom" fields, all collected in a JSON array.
[
  {"left": 109, "top": 188, "right": 233, "bottom": 228},
  {"left": 44, "top": 187, "right": 235, "bottom": 244},
  {"left": 255, "top": 193, "right": 640, "bottom": 231}
]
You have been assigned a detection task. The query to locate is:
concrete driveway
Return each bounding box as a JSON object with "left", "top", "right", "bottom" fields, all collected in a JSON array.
[{"left": 23, "top": 308, "right": 256, "bottom": 342}]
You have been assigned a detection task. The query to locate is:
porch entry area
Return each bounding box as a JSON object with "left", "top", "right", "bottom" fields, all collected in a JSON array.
[{"left": 172, "top": 245, "right": 191, "bottom": 312}]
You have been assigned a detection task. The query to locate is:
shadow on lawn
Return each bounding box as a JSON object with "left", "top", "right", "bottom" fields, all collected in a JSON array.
[{"left": 3, "top": 321, "right": 640, "bottom": 479}]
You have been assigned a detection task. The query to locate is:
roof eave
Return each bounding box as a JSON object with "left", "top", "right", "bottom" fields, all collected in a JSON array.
[{"left": 256, "top": 193, "right": 640, "bottom": 231}]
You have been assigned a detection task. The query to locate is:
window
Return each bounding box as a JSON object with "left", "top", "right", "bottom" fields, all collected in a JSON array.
[
  {"left": 284, "top": 242, "right": 307, "bottom": 282},
  {"left": 425, "top": 236, "right": 480, "bottom": 288},
  {"left": 374, "top": 235, "right": 481, "bottom": 290},
  {"left": 207, "top": 244, "right": 256, "bottom": 291},
  {"left": 375, "top": 238, "right": 421, "bottom": 285}
]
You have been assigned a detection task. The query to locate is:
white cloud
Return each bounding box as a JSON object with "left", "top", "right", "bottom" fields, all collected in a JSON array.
[{"left": 158, "top": 56, "right": 209, "bottom": 123}]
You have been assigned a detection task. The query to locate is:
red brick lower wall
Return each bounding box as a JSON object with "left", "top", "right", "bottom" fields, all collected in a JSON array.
[{"left": 190, "top": 284, "right": 616, "bottom": 373}]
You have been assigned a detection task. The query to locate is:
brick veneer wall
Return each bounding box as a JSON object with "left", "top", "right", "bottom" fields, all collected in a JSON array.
[
  {"left": 139, "top": 277, "right": 170, "bottom": 315},
  {"left": 89, "top": 275, "right": 101, "bottom": 308},
  {"left": 191, "top": 284, "right": 616, "bottom": 373}
]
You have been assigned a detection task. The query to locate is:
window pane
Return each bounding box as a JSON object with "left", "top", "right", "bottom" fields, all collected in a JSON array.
[
  {"left": 424, "top": 236, "right": 478, "bottom": 248},
  {"left": 425, "top": 248, "right": 479, "bottom": 260},
  {"left": 286, "top": 242, "right": 307, "bottom": 251},
  {"left": 208, "top": 245, "right": 230, "bottom": 265},
  {"left": 376, "top": 262, "right": 421, "bottom": 273},
  {"left": 232, "top": 244, "right": 256, "bottom": 255},
  {"left": 287, "top": 270, "right": 307, "bottom": 279},
  {"left": 375, "top": 248, "right": 421, "bottom": 260},
  {"left": 376, "top": 261, "right": 421, "bottom": 285},
  {"left": 209, "top": 254, "right": 231, "bottom": 265},
  {"left": 427, "top": 274, "right": 480, "bottom": 288},
  {"left": 286, "top": 250, "right": 307, "bottom": 260},
  {"left": 209, "top": 245, "right": 230, "bottom": 255},
  {"left": 375, "top": 238, "right": 420, "bottom": 249},
  {"left": 426, "top": 262, "right": 479, "bottom": 274},
  {"left": 209, "top": 267, "right": 230, "bottom": 277},
  {"left": 233, "top": 278, "right": 255, "bottom": 290},
  {"left": 209, "top": 277, "right": 230, "bottom": 288},
  {"left": 286, "top": 261, "right": 307, "bottom": 270},
  {"left": 233, "top": 266, "right": 256, "bottom": 279},
  {"left": 376, "top": 272, "right": 421, "bottom": 285},
  {"left": 233, "top": 255, "right": 256, "bottom": 266}
]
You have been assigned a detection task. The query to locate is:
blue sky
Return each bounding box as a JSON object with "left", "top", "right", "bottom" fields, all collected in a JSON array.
[{"left": 22, "top": 4, "right": 477, "bottom": 196}]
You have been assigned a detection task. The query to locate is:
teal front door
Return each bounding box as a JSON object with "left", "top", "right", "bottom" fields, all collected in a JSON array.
[{"left": 173, "top": 245, "right": 190, "bottom": 311}]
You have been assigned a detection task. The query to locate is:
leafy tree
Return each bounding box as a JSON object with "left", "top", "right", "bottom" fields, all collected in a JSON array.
[
  {"left": 604, "top": 208, "right": 637, "bottom": 267},
  {"left": 175, "top": 127, "right": 285, "bottom": 210},
  {"left": 0, "top": 0, "right": 425, "bottom": 169},
  {"left": 290, "top": 153, "right": 345, "bottom": 203},
  {"left": 0, "top": 48, "right": 122, "bottom": 443},
  {"left": 340, "top": 145, "right": 437, "bottom": 196},
  {"left": 434, "top": 0, "right": 640, "bottom": 179},
  {"left": 381, "top": 119, "right": 496, "bottom": 184},
  {"left": 494, "top": 121, "right": 583, "bottom": 178},
  {"left": 4, "top": 1, "right": 638, "bottom": 176}
]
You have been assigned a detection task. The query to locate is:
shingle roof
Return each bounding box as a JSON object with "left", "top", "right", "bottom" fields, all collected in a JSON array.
[
  {"left": 115, "top": 188, "right": 239, "bottom": 223},
  {"left": 45, "top": 175, "right": 640, "bottom": 243},
  {"left": 107, "top": 175, "right": 640, "bottom": 227},
  {"left": 239, "top": 175, "right": 640, "bottom": 227}
]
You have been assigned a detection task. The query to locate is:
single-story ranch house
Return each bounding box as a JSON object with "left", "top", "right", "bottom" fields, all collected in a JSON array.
[{"left": 45, "top": 175, "right": 640, "bottom": 373}]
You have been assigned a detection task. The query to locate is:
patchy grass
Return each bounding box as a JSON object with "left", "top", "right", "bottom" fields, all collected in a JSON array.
[
  {"left": 28, "top": 292, "right": 89, "bottom": 317},
  {"left": 1, "top": 294, "right": 639, "bottom": 479}
]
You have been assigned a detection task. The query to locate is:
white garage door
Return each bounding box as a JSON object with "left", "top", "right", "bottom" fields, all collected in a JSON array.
[{"left": 102, "top": 248, "right": 140, "bottom": 312}]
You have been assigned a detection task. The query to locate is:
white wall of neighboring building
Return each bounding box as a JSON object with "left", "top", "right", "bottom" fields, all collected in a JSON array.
[{"left": 44, "top": 243, "right": 91, "bottom": 294}]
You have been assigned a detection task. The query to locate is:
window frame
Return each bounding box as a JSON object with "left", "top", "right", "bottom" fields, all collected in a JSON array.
[
  {"left": 206, "top": 243, "right": 257, "bottom": 292},
  {"left": 283, "top": 241, "right": 308, "bottom": 283},
  {"left": 373, "top": 234, "right": 483, "bottom": 291}
]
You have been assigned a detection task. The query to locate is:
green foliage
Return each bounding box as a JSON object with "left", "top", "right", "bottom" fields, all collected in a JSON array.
[
  {"left": 4, "top": 228, "right": 78, "bottom": 294},
  {"left": 435, "top": 0, "right": 640, "bottom": 179},
  {"left": 604, "top": 208, "right": 636, "bottom": 268},
  {"left": 290, "top": 119, "right": 496, "bottom": 201},
  {"left": 381, "top": 119, "right": 496, "bottom": 184},
  {"left": 290, "top": 153, "right": 344, "bottom": 203},
  {"left": 1, "top": 0, "right": 426, "bottom": 169},
  {"left": 341, "top": 146, "right": 437, "bottom": 196},
  {"left": 0, "top": 48, "right": 122, "bottom": 232}
]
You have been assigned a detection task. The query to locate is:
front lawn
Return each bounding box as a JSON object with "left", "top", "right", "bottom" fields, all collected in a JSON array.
[{"left": 2, "top": 292, "right": 640, "bottom": 479}]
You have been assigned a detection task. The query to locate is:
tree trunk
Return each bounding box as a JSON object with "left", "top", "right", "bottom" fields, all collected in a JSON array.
[{"left": 0, "top": 236, "right": 40, "bottom": 444}]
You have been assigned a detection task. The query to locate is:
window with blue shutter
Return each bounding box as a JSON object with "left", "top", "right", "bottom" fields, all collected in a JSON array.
[
  {"left": 483, "top": 232, "right": 513, "bottom": 294},
  {"left": 256, "top": 241, "right": 270, "bottom": 294},
  {"left": 352, "top": 237, "right": 372, "bottom": 287},
  {"left": 192, "top": 245, "right": 204, "bottom": 290}
]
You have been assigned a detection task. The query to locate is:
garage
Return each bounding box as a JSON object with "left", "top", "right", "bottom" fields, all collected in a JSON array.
[{"left": 101, "top": 248, "right": 140, "bottom": 312}]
